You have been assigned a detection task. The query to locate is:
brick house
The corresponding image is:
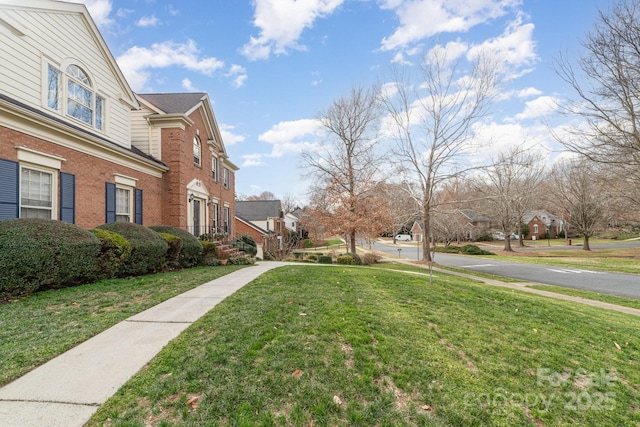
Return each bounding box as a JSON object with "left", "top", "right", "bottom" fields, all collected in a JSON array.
[
  {"left": 235, "top": 200, "right": 285, "bottom": 251},
  {"left": 523, "top": 210, "right": 560, "bottom": 240},
  {"left": 0, "top": 1, "right": 237, "bottom": 235}
]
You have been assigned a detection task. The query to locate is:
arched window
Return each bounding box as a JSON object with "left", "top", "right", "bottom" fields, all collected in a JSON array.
[
  {"left": 193, "top": 136, "right": 201, "bottom": 165},
  {"left": 46, "top": 63, "right": 105, "bottom": 131}
]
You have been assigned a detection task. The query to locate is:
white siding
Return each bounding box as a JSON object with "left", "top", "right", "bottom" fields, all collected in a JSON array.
[
  {"left": 130, "top": 106, "right": 162, "bottom": 159},
  {"left": 0, "top": 7, "right": 132, "bottom": 148}
]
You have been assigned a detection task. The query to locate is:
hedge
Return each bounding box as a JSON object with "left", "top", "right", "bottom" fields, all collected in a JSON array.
[
  {"left": 150, "top": 226, "right": 203, "bottom": 268},
  {"left": 91, "top": 228, "right": 132, "bottom": 280},
  {"left": 339, "top": 252, "right": 362, "bottom": 265},
  {"left": 0, "top": 218, "right": 101, "bottom": 299},
  {"left": 157, "top": 232, "right": 183, "bottom": 268},
  {"left": 318, "top": 255, "right": 333, "bottom": 264},
  {"left": 97, "top": 222, "right": 168, "bottom": 276}
]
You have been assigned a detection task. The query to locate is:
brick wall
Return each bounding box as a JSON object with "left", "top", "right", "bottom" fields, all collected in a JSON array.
[{"left": 1, "top": 125, "right": 163, "bottom": 229}]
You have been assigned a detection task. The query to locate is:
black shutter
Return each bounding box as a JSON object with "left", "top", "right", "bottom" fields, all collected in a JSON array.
[
  {"left": 59, "top": 172, "right": 75, "bottom": 223},
  {"left": 105, "top": 182, "right": 116, "bottom": 223},
  {"left": 134, "top": 188, "right": 143, "bottom": 224},
  {"left": 0, "top": 159, "right": 19, "bottom": 220}
]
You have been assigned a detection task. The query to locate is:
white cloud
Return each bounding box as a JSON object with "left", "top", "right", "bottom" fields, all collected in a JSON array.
[
  {"left": 426, "top": 39, "right": 469, "bottom": 65},
  {"left": 116, "top": 8, "right": 134, "bottom": 18},
  {"left": 137, "top": 15, "right": 159, "bottom": 27},
  {"left": 219, "top": 124, "right": 246, "bottom": 146},
  {"left": 259, "top": 119, "right": 323, "bottom": 157},
  {"left": 241, "top": 0, "right": 344, "bottom": 60},
  {"left": 181, "top": 78, "right": 199, "bottom": 92},
  {"left": 116, "top": 40, "right": 224, "bottom": 91},
  {"left": 226, "top": 64, "right": 248, "bottom": 88},
  {"left": 467, "top": 14, "right": 537, "bottom": 77},
  {"left": 517, "top": 87, "right": 542, "bottom": 98},
  {"left": 514, "top": 95, "right": 558, "bottom": 121},
  {"left": 242, "top": 154, "right": 265, "bottom": 167},
  {"left": 74, "top": 0, "right": 113, "bottom": 27},
  {"left": 380, "top": 0, "right": 520, "bottom": 51},
  {"left": 470, "top": 120, "right": 553, "bottom": 162}
]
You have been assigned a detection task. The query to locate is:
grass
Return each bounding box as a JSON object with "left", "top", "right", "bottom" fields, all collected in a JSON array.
[
  {"left": 478, "top": 246, "right": 640, "bottom": 274},
  {"left": 527, "top": 284, "right": 640, "bottom": 311},
  {"left": 0, "top": 265, "right": 246, "bottom": 387},
  {"left": 89, "top": 265, "right": 640, "bottom": 426}
]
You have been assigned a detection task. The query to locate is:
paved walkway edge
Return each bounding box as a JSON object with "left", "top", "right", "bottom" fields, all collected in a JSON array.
[{"left": 0, "top": 262, "right": 288, "bottom": 427}]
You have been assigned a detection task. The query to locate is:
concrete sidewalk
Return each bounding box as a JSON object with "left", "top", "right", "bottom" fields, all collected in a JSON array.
[{"left": 0, "top": 262, "right": 288, "bottom": 427}]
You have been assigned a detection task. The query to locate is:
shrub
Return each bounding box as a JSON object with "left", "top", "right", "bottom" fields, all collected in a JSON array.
[
  {"left": 97, "top": 222, "right": 168, "bottom": 276},
  {"left": 460, "top": 244, "right": 493, "bottom": 255},
  {"left": 292, "top": 251, "right": 304, "bottom": 259},
  {"left": 200, "top": 241, "right": 217, "bottom": 265},
  {"left": 157, "top": 232, "right": 183, "bottom": 268},
  {"left": 234, "top": 234, "right": 257, "bottom": 256},
  {"left": 91, "top": 228, "right": 132, "bottom": 280},
  {"left": 150, "top": 226, "right": 203, "bottom": 268},
  {"left": 227, "top": 256, "right": 255, "bottom": 265},
  {"left": 205, "top": 257, "right": 220, "bottom": 266},
  {"left": 0, "top": 218, "right": 101, "bottom": 299},
  {"left": 341, "top": 252, "right": 362, "bottom": 265},
  {"left": 362, "top": 252, "right": 381, "bottom": 265},
  {"left": 433, "top": 244, "right": 493, "bottom": 256},
  {"left": 336, "top": 255, "right": 355, "bottom": 265},
  {"left": 306, "top": 254, "right": 318, "bottom": 261},
  {"left": 318, "top": 255, "right": 333, "bottom": 264}
]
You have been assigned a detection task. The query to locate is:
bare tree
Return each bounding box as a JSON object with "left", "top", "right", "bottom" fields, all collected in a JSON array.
[
  {"left": 301, "top": 85, "right": 384, "bottom": 253},
  {"left": 475, "top": 146, "right": 546, "bottom": 251},
  {"left": 379, "top": 182, "right": 421, "bottom": 243},
  {"left": 280, "top": 193, "right": 298, "bottom": 214},
  {"left": 554, "top": 0, "right": 640, "bottom": 204},
  {"left": 381, "top": 49, "right": 498, "bottom": 261},
  {"left": 552, "top": 159, "right": 609, "bottom": 250}
]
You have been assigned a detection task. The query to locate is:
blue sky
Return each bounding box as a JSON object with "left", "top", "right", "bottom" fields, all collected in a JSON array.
[{"left": 76, "top": 0, "right": 610, "bottom": 204}]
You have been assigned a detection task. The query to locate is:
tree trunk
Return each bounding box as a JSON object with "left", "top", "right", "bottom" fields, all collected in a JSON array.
[
  {"left": 350, "top": 231, "right": 356, "bottom": 254},
  {"left": 583, "top": 235, "right": 591, "bottom": 251},
  {"left": 503, "top": 233, "right": 513, "bottom": 252},
  {"left": 422, "top": 206, "right": 432, "bottom": 262}
]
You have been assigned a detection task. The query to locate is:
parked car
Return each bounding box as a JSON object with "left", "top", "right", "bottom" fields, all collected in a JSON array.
[{"left": 395, "top": 234, "right": 412, "bottom": 241}]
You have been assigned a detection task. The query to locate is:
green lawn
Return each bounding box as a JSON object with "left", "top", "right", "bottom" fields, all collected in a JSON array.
[
  {"left": 0, "top": 266, "right": 246, "bottom": 387},
  {"left": 527, "top": 284, "right": 640, "bottom": 311},
  {"left": 89, "top": 265, "right": 640, "bottom": 426}
]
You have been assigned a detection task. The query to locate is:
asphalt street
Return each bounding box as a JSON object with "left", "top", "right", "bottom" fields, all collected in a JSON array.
[{"left": 373, "top": 240, "right": 640, "bottom": 299}]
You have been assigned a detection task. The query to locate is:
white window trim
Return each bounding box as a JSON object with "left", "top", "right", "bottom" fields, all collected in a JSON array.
[
  {"left": 42, "top": 58, "right": 106, "bottom": 133},
  {"left": 114, "top": 173, "right": 138, "bottom": 188},
  {"left": 115, "top": 185, "right": 133, "bottom": 223},
  {"left": 193, "top": 136, "right": 201, "bottom": 166},
  {"left": 17, "top": 146, "right": 65, "bottom": 169},
  {"left": 20, "top": 164, "right": 58, "bottom": 220}
]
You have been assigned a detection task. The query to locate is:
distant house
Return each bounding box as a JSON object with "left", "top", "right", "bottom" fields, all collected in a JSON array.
[
  {"left": 0, "top": 0, "right": 238, "bottom": 237},
  {"left": 411, "top": 208, "right": 492, "bottom": 242},
  {"left": 235, "top": 200, "right": 284, "bottom": 250},
  {"left": 522, "top": 210, "right": 561, "bottom": 240},
  {"left": 284, "top": 208, "right": 309, "bottom": 239}
]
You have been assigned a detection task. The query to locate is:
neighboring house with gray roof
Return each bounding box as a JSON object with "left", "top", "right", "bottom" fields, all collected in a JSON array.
[
  {"left": 522, "top": 210, "right": 561, "bottom": 240},
  {"left": 236, "top": 200, "right": 284, "bottom": 234}
]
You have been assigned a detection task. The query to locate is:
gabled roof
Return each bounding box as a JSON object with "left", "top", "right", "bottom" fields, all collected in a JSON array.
[
  {"left": 236, "top": 215, "right": 269, "bottom": 234},
  {"left": 523, "top": 210, "right": 560, "bottom": 225},
  {"left": 137, "top": 92, "right": 238, "bottom": 171},
  {"left": 289, "top": 208, "right": 309, "bottom": 220},
  {"left": 0, "top": 0, "right": 139, "bottom": 110},
  {"left": 236, "top": 200, "right": 282, "bottom": 221},
  {"left": 137, "top": 93, "right": 208, "bottom": 115},
  {"left": 458, "top": 209, "right": 491, "bottom": 223}
]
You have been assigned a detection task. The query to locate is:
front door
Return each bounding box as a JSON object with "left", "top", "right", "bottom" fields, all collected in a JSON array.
[{"left": 193, "top": 199, "right": 201, "bottom": 236}]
